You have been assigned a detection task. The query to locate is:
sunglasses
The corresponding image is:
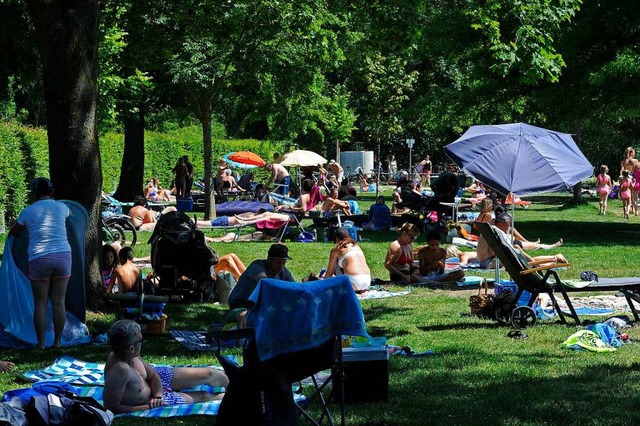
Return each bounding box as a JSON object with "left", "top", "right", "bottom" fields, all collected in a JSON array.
[{"left": 404, "top": 232, "right": 416, "bottom": 241}]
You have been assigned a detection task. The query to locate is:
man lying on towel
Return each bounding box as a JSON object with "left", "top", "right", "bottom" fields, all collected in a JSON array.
[
  {"left": 104, "top": 320, "right": 228, "bottom": 413},
  {"left": 417, "top": 230, "right": 465, "bottom": 282}
]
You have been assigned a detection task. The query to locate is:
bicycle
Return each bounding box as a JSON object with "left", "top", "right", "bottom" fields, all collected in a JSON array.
[{"left": 101, "top": 214, "right": 137, "bottom": 247}]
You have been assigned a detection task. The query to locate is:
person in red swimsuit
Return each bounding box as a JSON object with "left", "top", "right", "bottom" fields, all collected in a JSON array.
[{"left": 385, "top": 222, "right": 422, "bottom": 283}]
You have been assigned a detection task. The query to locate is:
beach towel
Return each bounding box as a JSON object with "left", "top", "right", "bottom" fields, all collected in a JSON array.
[
  {"left": 169, "top": 330, "right": 240, "bottom": 352},
  {"left": 247, "top": 276, "right": 367, "bottom": 361},
  {"left": 22, "top": 355, "right": 225, "bottom": 386},
  {"left": 357, "top": 288, "right": 411, "bottom": 300}
]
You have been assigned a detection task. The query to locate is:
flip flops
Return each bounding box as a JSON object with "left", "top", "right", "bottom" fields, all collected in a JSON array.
[{"left": 507, "top": 330, "right": 528, "bottom": 340}]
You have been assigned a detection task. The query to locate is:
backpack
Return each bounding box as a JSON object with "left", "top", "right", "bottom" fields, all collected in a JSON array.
[{"left": 27, "top": 392, "right": 113, "bottom": 426}]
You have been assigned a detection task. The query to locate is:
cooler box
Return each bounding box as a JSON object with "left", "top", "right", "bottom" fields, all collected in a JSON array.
[
  {"left": 335, "top": 345, "right": 389, "bottom": 404},
  {"left": 176, "top": 197, "right": 193, "bottom": 212},
  {"left": 495, "top": 280, "right": 536, "bottom": 307}
]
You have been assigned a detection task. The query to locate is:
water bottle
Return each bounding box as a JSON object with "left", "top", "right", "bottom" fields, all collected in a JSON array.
[
  {"left": 313, "top": 229, "right": 318, "bottom": 242},
  {"left": 319, "top": 268, "right": 327, "bottom": 278},
  {"left": 323, "top": 228, "right": 329, "bottom": 243}
]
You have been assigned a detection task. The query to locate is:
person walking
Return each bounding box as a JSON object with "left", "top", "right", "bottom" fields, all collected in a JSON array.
[{"left": 9, "top": 178, "right": 72, "bottom": 349}]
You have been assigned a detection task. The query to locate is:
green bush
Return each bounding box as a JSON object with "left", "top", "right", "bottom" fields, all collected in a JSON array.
[{"left": 0, "top": 121, "right": 285, "bottom": 218}]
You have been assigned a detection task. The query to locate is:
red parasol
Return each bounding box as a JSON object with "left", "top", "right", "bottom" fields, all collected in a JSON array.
[{"left": 226, "top": 151, "right": 266, "bottom": 167}]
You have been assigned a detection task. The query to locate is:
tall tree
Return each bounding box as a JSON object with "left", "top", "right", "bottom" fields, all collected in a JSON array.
[{"left": 25, "top": 0, "right": 104, "bottom": 307}]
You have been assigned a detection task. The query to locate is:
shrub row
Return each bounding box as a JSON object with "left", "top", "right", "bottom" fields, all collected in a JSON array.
[{"left": 0, "top": 121, "right": 284, "bottom": 224}]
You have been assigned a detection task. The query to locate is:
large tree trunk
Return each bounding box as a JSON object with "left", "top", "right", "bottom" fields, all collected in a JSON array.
[
  {"left": 113, "top": 108, "right": 145, "bottom": 201},
  {"left": 202, "top": 102, "right": 216, "bottom": 220},
  {"left": 26, "top": 0, "right": 105, "bottom": 310}
]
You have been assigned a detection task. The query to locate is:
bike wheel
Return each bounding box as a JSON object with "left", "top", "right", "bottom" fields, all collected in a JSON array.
[{"left": 108, "top": 221, "right": 138, "bottom": 247}]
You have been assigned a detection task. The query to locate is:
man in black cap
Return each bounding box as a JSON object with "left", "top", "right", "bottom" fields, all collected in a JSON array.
[{"left": 226, "top": 244, "right": 295, "bottom": 328}]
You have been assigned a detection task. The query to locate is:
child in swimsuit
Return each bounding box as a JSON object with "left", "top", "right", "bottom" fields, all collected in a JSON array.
[
  {"left": 619, "top": 170, "right": 633, "bottom": 219},
  {"left": 596, "top": 165, "right": 612, "bottom": 215}
]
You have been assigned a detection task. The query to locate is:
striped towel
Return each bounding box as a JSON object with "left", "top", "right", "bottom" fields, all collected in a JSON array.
[{"left": 22, "top": 355, "right": 224, "bottom": 386}]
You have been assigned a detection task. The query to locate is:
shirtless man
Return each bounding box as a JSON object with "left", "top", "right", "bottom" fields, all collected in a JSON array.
[
  {"left": 417, "top": 231, "right": 465, "bottom": 282},
  {"left": 107, "top": 247, "right": 142, "bottom": 294},
  {"left": 322, "top": 188, "right": 351, "bottom": 216},
  {"left": 265, "top": 163, "right": 291, "bottom": 196},
  {"left": 129, "top": 196, "right": 176, "bottom": 231},
  {"left": 328, "top": 159, "right": 344, "bottom": 183},
  {"left": 104, "top": 320, "right": 228, "bottom": 414}
]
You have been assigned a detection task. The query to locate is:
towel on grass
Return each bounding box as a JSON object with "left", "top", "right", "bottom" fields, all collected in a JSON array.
[
  {"left": 357, "top": 288, "right": 411, "bottom": 300},
  {"left": 22, "top": 355, "right": 224, "bottom": 386},
  {"left": 170, "top": 330, "right": 240, "bottom": 352}
]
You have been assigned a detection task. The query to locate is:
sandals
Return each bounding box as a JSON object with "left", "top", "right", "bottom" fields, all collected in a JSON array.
[{"left": 507, "top": 330, "right": 528, "bottom": 340}]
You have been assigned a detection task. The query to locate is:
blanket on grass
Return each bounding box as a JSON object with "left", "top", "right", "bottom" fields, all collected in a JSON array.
[
  {"left": 14, "top": 356, "right": 317, "bottom": 419},
  {"left": 21, "top": 355, "right": 224, "bottom": 386}
]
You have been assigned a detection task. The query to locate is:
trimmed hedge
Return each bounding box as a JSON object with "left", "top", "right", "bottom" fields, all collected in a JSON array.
[{"left": 0, "top": 121, "right": 284, "bottom": 224}]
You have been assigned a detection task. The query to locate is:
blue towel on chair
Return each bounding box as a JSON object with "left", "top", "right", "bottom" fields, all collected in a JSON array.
[{"left": 247, "top": 276, "right": 368, "bottom": 361}]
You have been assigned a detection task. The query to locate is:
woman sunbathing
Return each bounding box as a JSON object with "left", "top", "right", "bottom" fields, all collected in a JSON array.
[
  {"left": 274, "top": 179, "right": 313, "bottom": 213},
  {"left": 197, "top": 210, "right": 290, "bottom": 228},
  {"left": 491, "top": 206, "right": 563, "bottom": 250},
  {"left": 324, "top": 228, "right": 371, "bottom": 292}
]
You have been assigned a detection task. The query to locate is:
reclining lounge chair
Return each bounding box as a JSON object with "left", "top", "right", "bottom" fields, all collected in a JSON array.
[{"left": 477, "top": 222, "right": 640, "bottom": 325}]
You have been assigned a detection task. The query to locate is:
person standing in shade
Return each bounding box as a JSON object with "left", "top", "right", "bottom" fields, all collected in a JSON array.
[
  {"left": 172, "top": 156, "right": 188, "bottom": 198},
  {"left": 183, "top": 155, "right": 194, "bottom": 197},
  {"left": 9, "top": 178, "right": 72, "bottom": 349}
]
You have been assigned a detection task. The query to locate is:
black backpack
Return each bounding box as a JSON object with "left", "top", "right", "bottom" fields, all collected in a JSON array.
[{"left": 27, "top": 392, "right": 113, "bottom": 426}]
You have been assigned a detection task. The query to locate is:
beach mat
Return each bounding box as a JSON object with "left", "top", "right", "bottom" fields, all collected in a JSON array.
[{"left": 170, "top": 330, "right": 241, "bottom": 352}]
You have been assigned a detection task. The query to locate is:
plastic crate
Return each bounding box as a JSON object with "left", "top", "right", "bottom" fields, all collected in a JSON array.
[{"left": 494, "top": 280, "right": 535, "bottom": 307}]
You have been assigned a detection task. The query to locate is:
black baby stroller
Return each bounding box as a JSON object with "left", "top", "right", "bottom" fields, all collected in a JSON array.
[{"left": 148, "top": 211, "right": 218, "bottom": 302}]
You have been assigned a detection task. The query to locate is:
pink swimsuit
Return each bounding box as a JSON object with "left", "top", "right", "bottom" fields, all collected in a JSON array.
[
  {"left": 620, "top": 179, "right": 632, "bottom": 200},
  {"left": 597, "top": 174, "right": 610, "bottom": 195}
]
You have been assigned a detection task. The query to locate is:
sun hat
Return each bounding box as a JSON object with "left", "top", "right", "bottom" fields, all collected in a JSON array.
[{"left": 268, "top": 244, "right": 292, "bottom": 260}]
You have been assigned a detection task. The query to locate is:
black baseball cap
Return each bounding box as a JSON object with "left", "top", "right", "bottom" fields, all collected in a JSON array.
[{"left": 268, "top": 244, "right": 292, "bottom": 260}]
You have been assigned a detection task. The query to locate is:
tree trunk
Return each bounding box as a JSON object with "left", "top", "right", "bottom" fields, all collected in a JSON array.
[
  {"left": 113, "top": 107, "right": 145, "bottom": 201},
  {"left": 201, "top": 102, "right": 216, "bottom": 220},
  {"left": 26, "top": 0, "right": 106, "bottom": 310}
]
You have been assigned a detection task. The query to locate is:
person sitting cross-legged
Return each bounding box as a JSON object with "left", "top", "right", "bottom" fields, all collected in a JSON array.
[{"left": 104, "top": 320, "right": 228, "bottom": 414}]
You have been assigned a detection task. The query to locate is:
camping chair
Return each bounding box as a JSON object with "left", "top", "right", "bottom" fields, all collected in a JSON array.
[
  {"left": 476, "top": 222, "right": 580, "bottom": 325},
  {"left": 477, "top": 222, "right": 640, "bottom": 325},
  {"left": 212, "top": 276, "right": 368, "bottom": 426}
]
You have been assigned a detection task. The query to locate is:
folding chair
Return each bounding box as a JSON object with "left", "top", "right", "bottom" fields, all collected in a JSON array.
[
  {"left": 213, "top": 275, "right": 368, "bottom": 426},
  {"left": 476, "top": 222, "right": 640, "bottom": 325}
]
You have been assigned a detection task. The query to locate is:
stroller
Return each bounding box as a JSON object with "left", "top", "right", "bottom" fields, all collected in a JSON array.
[
  {"left": 396, "top": 171, "right": 460, "bottom": 232},
  {"left": 148, "top": 211, "right": 219, "bottom": 302}
]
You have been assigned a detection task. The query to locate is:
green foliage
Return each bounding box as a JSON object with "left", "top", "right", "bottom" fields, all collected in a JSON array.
[{"left": 0, "top": 122, "right": 27, "bottom": 223}]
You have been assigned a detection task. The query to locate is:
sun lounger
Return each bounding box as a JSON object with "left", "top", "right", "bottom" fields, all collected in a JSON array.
[{"left": 476, "top": 222, "right": 640, "bottom": 325}]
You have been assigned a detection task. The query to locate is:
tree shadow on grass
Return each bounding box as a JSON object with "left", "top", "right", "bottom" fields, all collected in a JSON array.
[{"left": 377, "top": 355, "right": 640, "bottom": 426}]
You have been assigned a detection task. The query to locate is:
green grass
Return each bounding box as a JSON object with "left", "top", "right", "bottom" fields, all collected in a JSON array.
[{"left": 3, "top": 190, "right": 640, "bottom": 425}]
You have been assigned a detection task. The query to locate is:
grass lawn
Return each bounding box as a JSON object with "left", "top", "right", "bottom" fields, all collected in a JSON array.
[{"left": 2, "top": 189, "right": 640, "bottom": 425}]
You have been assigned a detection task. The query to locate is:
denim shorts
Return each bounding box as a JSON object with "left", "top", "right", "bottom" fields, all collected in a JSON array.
[{"left": 28, "top": 252, "right": 72, "bottom": 281}]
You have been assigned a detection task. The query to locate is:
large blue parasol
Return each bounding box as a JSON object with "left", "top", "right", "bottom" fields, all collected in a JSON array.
[{"left": 444, "top": 123, "right": 593, "bottom": 197}]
